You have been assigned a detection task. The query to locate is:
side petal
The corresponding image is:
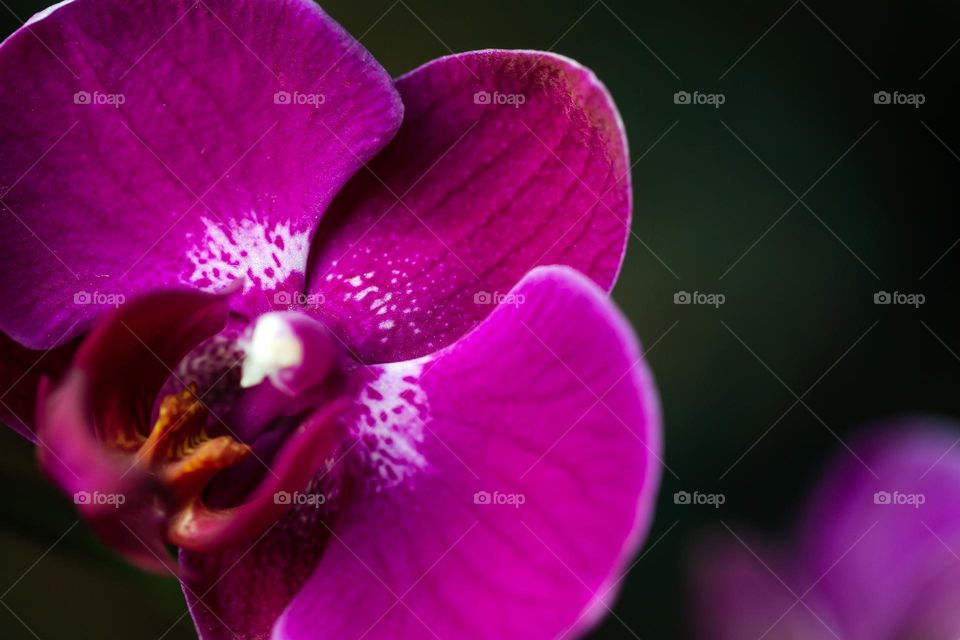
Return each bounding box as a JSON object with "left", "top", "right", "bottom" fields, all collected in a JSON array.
[
  {"left": 306, "top": 50, "right": 631, "bottom": 363},
  {"left": 269, "top": 265, "right": 659, "bottom": 640},
  {"left": 0, "top": 0, "right": 402, "bottom": 349}
]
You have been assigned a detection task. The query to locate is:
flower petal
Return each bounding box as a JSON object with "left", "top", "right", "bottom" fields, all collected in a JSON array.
[
  {"left": 0, "top": 0, "right": 402, "bottom": 349},
  {"left": 269, "top": 265, "right": 659, "bottom": 640},
  {"left": 306, "top": 50, "right": 631, "bottom": 363}
]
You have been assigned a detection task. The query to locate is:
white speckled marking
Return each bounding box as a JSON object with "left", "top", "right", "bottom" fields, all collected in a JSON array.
[
  {"left": 184, "top": 213, "right": 310, "bottom": 293},
  {"left": 356, "top": 360, "right": 429, "bottom": 488}
]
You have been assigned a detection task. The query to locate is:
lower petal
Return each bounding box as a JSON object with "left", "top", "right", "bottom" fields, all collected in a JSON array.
[{"left": 269, "top": 265, "right": 660, "bottom": 640}]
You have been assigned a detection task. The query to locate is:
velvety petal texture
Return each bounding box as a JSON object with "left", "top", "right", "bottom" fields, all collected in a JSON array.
[
  {"left": 0, "top": 0, "right": 402, "bottom": 349},
  {"left": 696, "top": 422, "right": 960, "bottom": 640},
  {"left": 307, "top": 50, "right": 631, "bottom": 363},
  {"left": 255, "top": 265, "right": 659, "bottom": 640}
]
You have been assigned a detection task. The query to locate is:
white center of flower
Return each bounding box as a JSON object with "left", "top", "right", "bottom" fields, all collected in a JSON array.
[{"left": 240, "top": 312, "right": 304, "bottom": 389}]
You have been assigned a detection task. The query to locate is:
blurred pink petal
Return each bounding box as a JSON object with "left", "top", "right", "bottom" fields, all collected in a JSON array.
[{"left": 696, "top": 422, "right": 960, "bottom": 640}]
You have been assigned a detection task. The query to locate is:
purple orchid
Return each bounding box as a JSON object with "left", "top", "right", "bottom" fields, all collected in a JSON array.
[
  {"left": 695, "top": 422, "right": 960, "bottom": 640},
  {"left": 0, "top": 0, "right": 661, "bottom": 638}
]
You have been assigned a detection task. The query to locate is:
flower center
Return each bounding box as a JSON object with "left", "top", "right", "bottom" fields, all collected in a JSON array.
[
  {"left": 139, "top": 384, "right": 251, "bottom": 505},
  {"left": 155, "top": 311, "right": 348, "bottom": 550}
]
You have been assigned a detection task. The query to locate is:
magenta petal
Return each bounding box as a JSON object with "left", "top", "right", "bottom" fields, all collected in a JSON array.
[
  {"left": 270, "top": 265, "right": 659, "bottom": 640},
  {"left": 0, "top": 0, "right": 402, "bottom": 349},
  {"left": 306, "top": 50, "right": 631, "bottom": 363}
]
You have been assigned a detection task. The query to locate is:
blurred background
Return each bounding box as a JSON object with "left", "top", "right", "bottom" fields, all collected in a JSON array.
[{"left": 2, "top": 0, "right": 960, "bottom": 638}]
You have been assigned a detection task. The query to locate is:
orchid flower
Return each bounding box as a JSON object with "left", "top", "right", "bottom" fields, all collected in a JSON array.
[
  {"left": 695, "top": 422, "right": 960, "bottom": 640},
  {"left": 0, "top": 1, "right": 662, "bottom": 638}
]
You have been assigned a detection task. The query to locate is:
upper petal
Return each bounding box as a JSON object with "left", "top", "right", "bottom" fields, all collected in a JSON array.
[
  {"left": 269, "top": 265, "right": 659, "bottom": 640},
  {"left": 0, "top": 0, "right": 402, "bottom": 349},
  {"left": 306, "top": 50, "right": 631, "bottom": 363}
]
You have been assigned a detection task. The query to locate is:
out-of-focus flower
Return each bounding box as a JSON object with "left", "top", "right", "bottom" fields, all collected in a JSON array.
[
  {"left": 695, "top": 421, "right": 960, "bottom": 640},
  {"left": 0, "top": 1, "right": 661, "bottom": 638}
]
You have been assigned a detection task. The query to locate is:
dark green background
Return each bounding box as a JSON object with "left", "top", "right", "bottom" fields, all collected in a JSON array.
[{"left": 2, "top": 1, "right": 959, "bottom": 638}]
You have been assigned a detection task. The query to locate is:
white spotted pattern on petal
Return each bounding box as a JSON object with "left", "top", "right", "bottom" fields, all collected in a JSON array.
[
  {"left": 184, "top": 213, "right": 311, "bottom": 293},
  {"left": 355, "top": 360, "right": 430, "bottom": 489}
]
